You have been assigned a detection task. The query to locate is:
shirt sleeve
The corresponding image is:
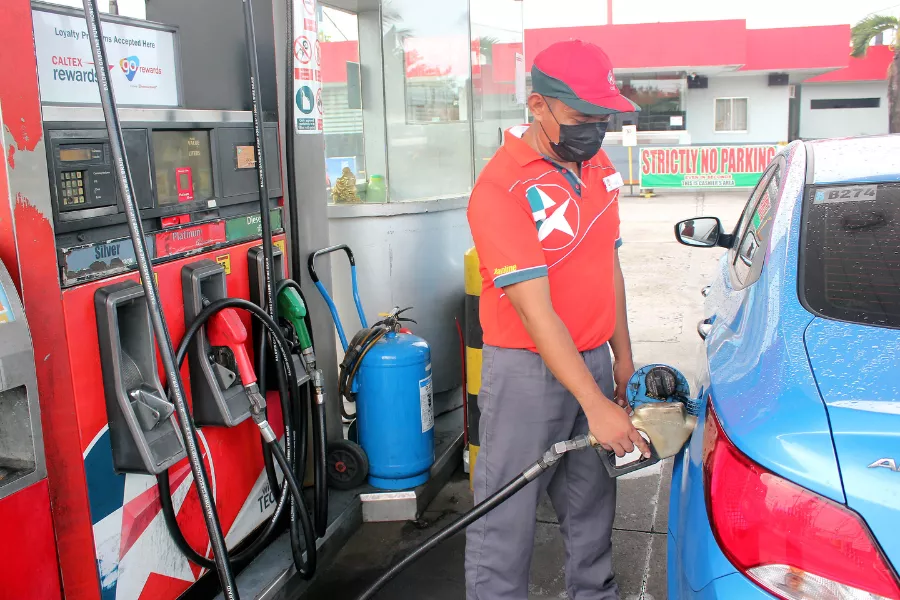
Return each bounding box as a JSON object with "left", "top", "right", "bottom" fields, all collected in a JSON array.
[{"left": 468, "top": 182, "right": 548, "bottom": 288}]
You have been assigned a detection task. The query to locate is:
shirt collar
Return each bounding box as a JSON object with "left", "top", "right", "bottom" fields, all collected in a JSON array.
[
  {"left": 503, "top": 126, "right": 543, "bottom": 167},
  {"left": 502, "top": 125, "right": 605, "bottom": 170}
]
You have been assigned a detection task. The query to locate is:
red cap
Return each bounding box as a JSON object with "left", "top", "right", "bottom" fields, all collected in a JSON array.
[{"left": 532, "top": 40, "right": 640, "bottom": 115}]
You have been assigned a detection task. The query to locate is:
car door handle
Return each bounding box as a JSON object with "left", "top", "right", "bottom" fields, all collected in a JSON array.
[
  {"left": 701, "top": 285, "right": 712, "bottom": 297},
  {"left": 697, "top": 318, "right": 713, "bottom": 340}
]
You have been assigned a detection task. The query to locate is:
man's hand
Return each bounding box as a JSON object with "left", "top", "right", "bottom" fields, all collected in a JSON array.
[
  {"left": 613, "top": 359, "right": 635, "bottom": 412},
  {"left": 587, "top": 400, "right": 651, "bottom": 458}
]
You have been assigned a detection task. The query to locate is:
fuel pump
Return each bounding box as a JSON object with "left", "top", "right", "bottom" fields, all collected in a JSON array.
[
  {"left": 0, "top": 0, "right": 337, "bottom": 596},
  {"left": 0, "top": 258, "right": 62, "bottom": 600},
  {"left": 80, "top": 0, "right": 325, "bottom": 591}
]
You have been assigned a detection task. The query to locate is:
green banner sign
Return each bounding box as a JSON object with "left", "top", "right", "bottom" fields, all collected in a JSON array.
[{"left": 639, "top": 145, "right": 780, "bottom": 189}]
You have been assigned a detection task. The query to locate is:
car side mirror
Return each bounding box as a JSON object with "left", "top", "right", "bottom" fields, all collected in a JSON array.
[{"left": 674, "top": 217, "right": 730, "bottom": 248}]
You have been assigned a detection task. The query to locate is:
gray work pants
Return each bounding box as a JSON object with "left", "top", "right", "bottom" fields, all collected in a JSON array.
[{"left": 465, "top": 344, "right": 618, "bottom": 600}]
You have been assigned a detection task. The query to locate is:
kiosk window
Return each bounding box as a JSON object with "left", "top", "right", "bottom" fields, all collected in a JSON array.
[{"left": 153, "top": 130, "right": 214, "bottom": 205}]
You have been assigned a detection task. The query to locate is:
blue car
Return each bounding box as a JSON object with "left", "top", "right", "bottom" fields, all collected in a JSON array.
[{"left": 668, "top": 136, "right": 900, "bottom": 600}]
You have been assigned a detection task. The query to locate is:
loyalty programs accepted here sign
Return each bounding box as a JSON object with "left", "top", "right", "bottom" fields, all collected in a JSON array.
[
  {"left": 640, "top": 145, "right": 779, "bottom": 189},
  {"left": 32, "top": 8, "right": 178, "bottom": 107}
]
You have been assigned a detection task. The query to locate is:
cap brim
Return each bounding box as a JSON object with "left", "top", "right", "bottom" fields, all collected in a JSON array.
[
  {"left": 531, "top": 66, "right": 640, "bottom": 114},
  {"left": 562, "top": 93, "right": 641, "bottom": 115}
]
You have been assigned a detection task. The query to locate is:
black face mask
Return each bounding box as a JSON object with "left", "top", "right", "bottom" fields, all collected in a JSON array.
[{"left": 542, "top": 101, "right": 609, "bottom": 163}]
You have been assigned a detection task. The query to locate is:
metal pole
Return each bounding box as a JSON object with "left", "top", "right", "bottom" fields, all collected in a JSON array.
[
  {"left": 628, "top": 146, "right": 634, "bottom": 196},
  {"left": 79, "top": 1, "right": 238, "bottom": 598}
]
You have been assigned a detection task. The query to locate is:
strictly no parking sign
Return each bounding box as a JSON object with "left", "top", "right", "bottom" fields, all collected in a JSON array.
[{"left": 293, "top": 0, "right": 323, "bottom": 134}]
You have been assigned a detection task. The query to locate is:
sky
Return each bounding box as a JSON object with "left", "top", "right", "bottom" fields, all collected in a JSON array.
[{"left": 524, "top": 0, "right": 900, "bottom": 29}]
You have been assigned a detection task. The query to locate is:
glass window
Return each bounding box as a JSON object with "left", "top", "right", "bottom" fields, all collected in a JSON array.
[
  {"left": 319, "top": 8, "right": 367, "bottom": 204},
  {"left": 470, "top": 0, "right": 525, "bottom": 178},
  {"left": 608, "top": 74, "right": 685, "bottom": 132},
  {"left": 811, "top": 98, "right": 881, "bottom": 110},
  {"left": 381, "top": 0, "right": 474, "bottom": 202},
  {"left": 715, "top": 97, "right": 748, "bottom": 133},
  {"left": 733, "top": 165, "right": 781, "bottom": 286},
  {"left": 801, "top": 183, "right": 900, "bottom": 329}
]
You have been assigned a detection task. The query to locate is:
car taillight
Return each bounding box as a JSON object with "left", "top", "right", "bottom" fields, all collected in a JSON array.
[{"left": 702, "top": 404, "right": 900, "bottom": 600}]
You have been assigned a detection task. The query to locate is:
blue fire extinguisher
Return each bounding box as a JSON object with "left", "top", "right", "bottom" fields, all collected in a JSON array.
[{"left": 309, "top": 245, "right": 435, "bottom": 491}]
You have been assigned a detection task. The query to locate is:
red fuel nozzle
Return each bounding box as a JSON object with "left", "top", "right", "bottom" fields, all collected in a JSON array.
[{"left": 207, "top": 308, "right": 257, "bottom": 385}]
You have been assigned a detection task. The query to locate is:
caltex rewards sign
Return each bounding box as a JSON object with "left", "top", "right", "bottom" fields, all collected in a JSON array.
[
  {"left": 31, "top": 6, "right": 179, "bottom": 107},
  {"left": 640, "top": 145, "right": 779, "bottom": 189}
]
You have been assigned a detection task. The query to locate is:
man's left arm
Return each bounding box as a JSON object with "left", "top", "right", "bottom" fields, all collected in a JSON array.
[{"left": 609, "top": 250, "right": 635, "bottom": 409}]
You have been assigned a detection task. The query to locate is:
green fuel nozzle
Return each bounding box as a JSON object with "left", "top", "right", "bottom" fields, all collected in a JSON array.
[{"left": 277, "top": 286, "right": 316, "bottom": 368}]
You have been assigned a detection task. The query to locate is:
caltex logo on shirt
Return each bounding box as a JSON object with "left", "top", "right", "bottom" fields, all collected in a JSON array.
[{"left": 526, "top": 184, "right": 580, "bottom": 249}]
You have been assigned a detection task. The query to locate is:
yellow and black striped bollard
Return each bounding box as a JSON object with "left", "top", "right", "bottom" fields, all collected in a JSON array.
[{"left": 464, "top": 247, "right": 483, "bottom": 491}]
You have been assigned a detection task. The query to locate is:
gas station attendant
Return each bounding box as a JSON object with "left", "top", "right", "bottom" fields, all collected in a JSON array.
[{"left": 465, "top": 40, "right": 651, "bottom": 600}]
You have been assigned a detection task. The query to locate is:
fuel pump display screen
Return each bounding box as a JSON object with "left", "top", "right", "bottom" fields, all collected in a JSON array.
[
  {"left": 59, "top": 148, "right": 93, "bottom": 162},
  {"left": 152, "top": 130, "right": 214, "bottom": 206}
]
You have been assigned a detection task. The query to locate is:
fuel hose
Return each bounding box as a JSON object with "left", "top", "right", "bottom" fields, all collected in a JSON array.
[
  {"left": 355, "top": 436, "right": 597, "bottom": 600},
  {"left": 157, "top": 297, "right": 318, "bottom": 577},
  {"left": 273, "top": 277, "right": 328, "bottom": 536},
  {"left": 79, "top": 0, "right": 237, "bottom": 597}
]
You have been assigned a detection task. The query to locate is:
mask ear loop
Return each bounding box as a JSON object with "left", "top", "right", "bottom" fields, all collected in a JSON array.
[{"left": 538, "top": 95, "right": 564, "bottom": 153}]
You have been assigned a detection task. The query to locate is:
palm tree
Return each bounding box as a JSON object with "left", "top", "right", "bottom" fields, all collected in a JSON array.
[{"left": 851, "top": 14, "right": 900, "bottom": 133}]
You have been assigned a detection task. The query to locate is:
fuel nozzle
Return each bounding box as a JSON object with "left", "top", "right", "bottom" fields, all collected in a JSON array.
[
  {"left": 277, "top": 286, "right": 316, "bottom": 369},
  {"left": 206, "top": 308, "right": 273, "bottom": 440},
  {"left": 599, "top": 364, "right": 699, "bottom": 478},
  {"left": 207, "top": 308, "right": 256, "bottom": 386}
]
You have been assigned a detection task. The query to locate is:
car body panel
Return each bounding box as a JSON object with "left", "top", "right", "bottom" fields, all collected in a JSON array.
[
  {"left": 668, "top": 532, "right": 776, "bottom": 600},
  {"left": 804, "top": 317, "right": 900, "bottom": 571},
  {"left": 668, "top": 140, "right": 848, "bottom": 595},
  {"left": 699, "top": 141, "right": 844, "bottom": 503},
  {"left": 670, "top": 404, "right": 740, "bottom": 590},
  {"left": 810, "top": 135, "right": 900, "bottom": 185}
]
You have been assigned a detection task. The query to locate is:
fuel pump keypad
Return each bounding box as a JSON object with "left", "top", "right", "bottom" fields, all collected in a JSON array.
[{"left": 61, "top": 171, "right": 86, "bottom": 207}]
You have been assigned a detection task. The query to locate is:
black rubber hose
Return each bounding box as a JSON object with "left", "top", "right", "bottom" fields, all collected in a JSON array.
[
  {"left": 356, "top": 473, "right": 532, "bottom": 600},
  {"left": 155, "top": 300, "right": 297, "bottom": 570},
  {"left": 257, "top": 313, "right": 285, "bottom": 502},
  {"left": 156, "top": 298, "right": 317, "bottom": 578},
  {"left": 268, "top": 439, "right": 315, "bottom": 576},
  {"left": 273, "top": 277, "right": 327, "bottom": 536},
  {"left": 355, "top": 435, "right": 594, "bottom": 600},
  {"left": 311, "top": 384, "right": 328, "bottom": 537},
  {"left": 80, "top": 1, "right": 236, "bottom": 597},
  {"left": 283, "top": 0, "right": 303, "bottom": 280}
]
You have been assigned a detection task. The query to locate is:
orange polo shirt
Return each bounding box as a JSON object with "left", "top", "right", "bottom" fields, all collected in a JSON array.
[{"left": 467, "top": 126, "right": 623, "bottom": 352}]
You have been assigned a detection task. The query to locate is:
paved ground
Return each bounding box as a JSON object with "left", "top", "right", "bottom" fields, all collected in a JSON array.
[{"left": 304, "top": 191, "right": 748, "bottom": 600}]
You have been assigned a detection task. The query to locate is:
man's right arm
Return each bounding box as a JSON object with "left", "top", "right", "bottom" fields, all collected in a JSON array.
[{"left": 504, "top": 277, "right": 650, "bottom": 458}]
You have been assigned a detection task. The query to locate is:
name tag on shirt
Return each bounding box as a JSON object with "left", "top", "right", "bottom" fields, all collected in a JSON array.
[{"left": 603, "top": 172, "right": 624, "bottom": 192}]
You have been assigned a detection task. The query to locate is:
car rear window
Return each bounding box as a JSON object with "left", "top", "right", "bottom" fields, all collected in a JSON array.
[{"left": 801, "top": 183, "right": 900, "bottom": 329}]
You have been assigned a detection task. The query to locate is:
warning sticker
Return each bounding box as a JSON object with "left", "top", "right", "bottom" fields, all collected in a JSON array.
[
  {"left": 216, "top": 253, "right": 232, "bottom": 275},
  {"left": 293, "top": 0, "right": 322, "bottom": 134},
  {"left": 419, "top": 372, "right": 434, "bottom": 433}
]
